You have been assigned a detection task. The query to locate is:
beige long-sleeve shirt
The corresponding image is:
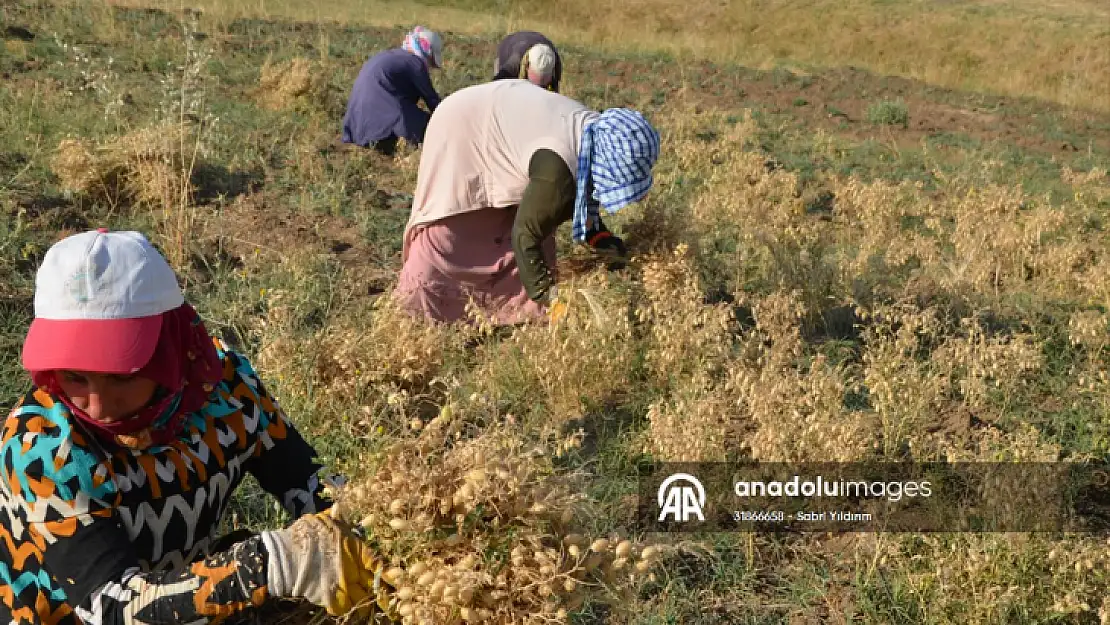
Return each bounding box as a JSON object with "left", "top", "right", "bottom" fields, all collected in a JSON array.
[{"left": 402, "top": 80, "right": 598, "bottom": 262}]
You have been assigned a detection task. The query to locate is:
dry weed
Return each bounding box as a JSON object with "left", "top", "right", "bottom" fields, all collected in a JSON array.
[
  {"left": 256, "top": 57, "right": 332, "bottom": 111},
  {"left": 619, "top": 196, "right": 695, "bottom": 258},
  {"left": 859, "top": 306, "right": 955, "bottom": 459},
  {"left": 203, "top": 93, "right": 1107, "bottom": 623},
  {"left": 615, "top": 106, "right": 717, "bottom": 256},
  {"left": 51, "top": 139, "right": 109, "bottom": 196},
  {"left": 253, "top": 277, "right": 331, "bottom": 391},
  {"left": 831, "top": 176, "right": 941, "bottom": 290},
  {"left": 835, "top": 170, "right": 1100, "bottom": 308},
  {"left": 50, "top": 122, "right": 200, "bottom": 210},
  {"left": 320, "top": 298, "right": 464, "bottom": 392}
]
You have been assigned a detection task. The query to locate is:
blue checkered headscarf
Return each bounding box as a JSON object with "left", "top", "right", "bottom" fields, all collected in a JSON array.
[{"left": 573, "top": 108, "right": 661, "bottom": 243}]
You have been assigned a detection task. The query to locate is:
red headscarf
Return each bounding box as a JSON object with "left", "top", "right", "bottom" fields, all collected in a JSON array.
[{"left": 30, "top": 303, "right": 224, "bottom": 448}]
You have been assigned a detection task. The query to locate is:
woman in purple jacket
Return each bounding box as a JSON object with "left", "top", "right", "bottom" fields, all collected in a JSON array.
[{"left": 341, "top": 26, "right": 444, "bottom": 155}]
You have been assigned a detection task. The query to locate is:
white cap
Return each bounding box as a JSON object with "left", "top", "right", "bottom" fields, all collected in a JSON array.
[{"left": 33, "top": 229, "right": 183, "bottom": 320}]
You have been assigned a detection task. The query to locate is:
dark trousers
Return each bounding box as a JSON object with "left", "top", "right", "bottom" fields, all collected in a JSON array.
[{"left": 371, "top": 135, "right": 399, "bottom": 156}]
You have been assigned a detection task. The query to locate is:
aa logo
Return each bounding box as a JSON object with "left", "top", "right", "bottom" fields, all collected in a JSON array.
[{"left": 657, "top": 473, "right": 706, "bottom": 522}]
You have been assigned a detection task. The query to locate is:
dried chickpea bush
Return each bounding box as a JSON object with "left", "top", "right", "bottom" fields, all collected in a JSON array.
[
  {"left": 315, "top": 296, "right": 476, "bottom": 435},
  {"left": 465, "top": 271, "right": 639, "bottom": 442}
]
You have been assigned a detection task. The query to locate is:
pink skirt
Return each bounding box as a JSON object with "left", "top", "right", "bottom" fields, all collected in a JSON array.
[{"left": 395, "top": 206, "right": 557, "bottom": 324}]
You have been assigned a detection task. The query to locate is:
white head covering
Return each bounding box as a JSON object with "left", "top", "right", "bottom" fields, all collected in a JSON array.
[
  {"left": 523, "top": 43, "right": 556, "bottom": 87},
  {"left": 402, "top": 26, "right": 444, "bottom": 68}
]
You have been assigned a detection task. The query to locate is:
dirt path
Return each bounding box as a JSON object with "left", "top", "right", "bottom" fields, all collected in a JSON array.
[{"left": 566, "top": 55, "right": 1110, "bottom": 155}]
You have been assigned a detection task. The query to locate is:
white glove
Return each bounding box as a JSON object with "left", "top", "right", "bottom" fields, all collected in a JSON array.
[{"left": 261, "top": 512, "right": 395, "bottom": 618}]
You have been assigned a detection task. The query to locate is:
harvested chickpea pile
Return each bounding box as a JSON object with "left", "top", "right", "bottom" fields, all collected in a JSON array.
[{"left": 332, "top": 404, "right": 669, "bottom": 624}]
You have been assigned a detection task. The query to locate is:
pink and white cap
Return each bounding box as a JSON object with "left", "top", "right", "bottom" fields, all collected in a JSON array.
[{"left": 21, "top": 229, "right": 184, "bottom": 375}]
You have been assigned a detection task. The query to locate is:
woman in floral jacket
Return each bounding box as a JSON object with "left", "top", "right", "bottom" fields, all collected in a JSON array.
[{"left": 0, "top": 229, "right": 393, "bottom": 624}]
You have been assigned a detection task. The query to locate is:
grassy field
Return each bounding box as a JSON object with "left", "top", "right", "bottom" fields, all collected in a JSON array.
[
  {"left": 112, "top": 0, "right": 1110, "bottom": 113},
  {"left": 2, "top": 0, "right": 1109, "bottom": 623}
]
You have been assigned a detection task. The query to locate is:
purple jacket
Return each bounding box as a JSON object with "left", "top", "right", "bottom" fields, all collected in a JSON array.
[{"left": 342, "top": 48, "right": 442, "bottom": 146}]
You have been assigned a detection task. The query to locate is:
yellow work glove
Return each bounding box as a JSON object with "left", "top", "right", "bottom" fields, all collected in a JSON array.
[
  {"left": 546, "top": 286, "right": 568, "bottom": 325},
  {"left": 261, "top": 511, "right": 396, "bottom": 619}
]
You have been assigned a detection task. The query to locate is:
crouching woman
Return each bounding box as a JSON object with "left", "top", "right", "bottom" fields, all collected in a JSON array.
[
  {"left": 0, "top": 229, "right": 392, "bottom": 624},
  {"left": 341, "top": 26, "right": 446, "bottom": 154},
  {"left": 395, "top": 80, "right": 660, "bottom": 324}
]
